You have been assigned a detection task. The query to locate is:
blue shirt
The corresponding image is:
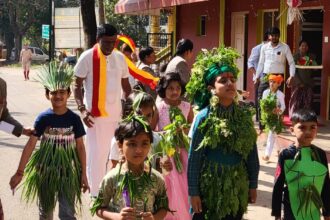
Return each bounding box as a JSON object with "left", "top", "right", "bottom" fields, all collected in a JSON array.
[
  {"left": 187, "top": 106, "right": 260, "bottom": 196},
  {"left": 34, "top": 108, "right": 85, "bottom": 138}
]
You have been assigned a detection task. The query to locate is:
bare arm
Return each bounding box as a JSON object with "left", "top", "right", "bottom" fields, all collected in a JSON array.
[
  {"left": 96, "top": 207, "right": 135, "bottom": 220},
  {"left": 76, "top": 137, "right": 87, "bottom": 175},
  {"left": 9, "top": 136, "right": 38, "bottom": 190},
  {"left": 73, "top": 76, "right": 85, "bottom": 108},
  {"left": 121, "top": 78, "right": 132, "bottom": 99},
  {"left": 76, "top": 137, "right": 89, "bottom": 192},
  {"left": 73, "top": 76, "right": 94, "bottom": 127},
  {"left": 187, "top": 106, "right": 194, "bottom": 124}
]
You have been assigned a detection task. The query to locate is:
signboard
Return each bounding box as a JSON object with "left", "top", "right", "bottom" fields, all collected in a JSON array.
[
  {"left": 42, "top": 24, "right": 50, "bottom": 39},
  {"left": 55, "top": 7, "right": 98, "bottom": 49}
]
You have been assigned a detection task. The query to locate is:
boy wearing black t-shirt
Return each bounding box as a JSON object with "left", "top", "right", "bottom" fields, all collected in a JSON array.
[{"left": 9, "top": 63, "right": 89, "bottom": 219}]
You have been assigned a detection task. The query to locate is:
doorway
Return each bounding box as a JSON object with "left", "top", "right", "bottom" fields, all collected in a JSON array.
[
  {"left": 299, "top": 9, "right": 323, "bottom": 115},
  {"left": 231, "top": 12, "right": 248, "bottom": 91}
]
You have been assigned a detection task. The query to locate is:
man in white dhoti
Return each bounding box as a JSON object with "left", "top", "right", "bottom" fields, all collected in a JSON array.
[{"left": 74, "top": 24, "right": 131, "bottom": 196}]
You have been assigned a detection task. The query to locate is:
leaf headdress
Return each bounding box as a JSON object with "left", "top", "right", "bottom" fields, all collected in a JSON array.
[
  {"left": 37, "top": 61, "right": 74, "bottom": 92},
  {"left": 186, "top": 46, "right": 241, "bottom": 109}
]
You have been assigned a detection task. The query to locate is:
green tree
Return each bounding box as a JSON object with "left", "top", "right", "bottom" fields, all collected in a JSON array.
[
  {"left": 0, "top": 0, "right": 48, "bottom": 60},
  {"left": 105, "top": 0, "right": 149, "bottom": 47}
]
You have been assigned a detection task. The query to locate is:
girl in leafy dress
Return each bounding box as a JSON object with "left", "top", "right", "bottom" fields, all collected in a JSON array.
[
  {"left": 91, "top": 116, "right": 170, "bottom": 220},
  {"left": 155, "top": 72, "right": 194, "bottom": 220},
  {"left": 187, "top": 47, "right": 259, "bottom": 220}
]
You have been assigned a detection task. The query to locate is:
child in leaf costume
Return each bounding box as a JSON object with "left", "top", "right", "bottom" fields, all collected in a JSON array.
[
  {"left": 272, "top": 109, "right": 330, "bottom": 220},
  {"left": 9, "top": 61, "right": 89, "bottom": 219},
  {"left": 91, "top": 116, "right": 170, "bottom": 219},
  {"left": 187, "top": 46, "right": 259, "bottom": 220},
  {"left": 155, "top": 72, "right": 194, "bottom": 220},
  {"left": 260, "top": 74, "right": 285, "bottom": 161}
]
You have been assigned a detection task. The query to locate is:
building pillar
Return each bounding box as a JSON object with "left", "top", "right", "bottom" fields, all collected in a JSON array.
[
  {"left": 150, "top": 15, "right": 160, "bottom": 48},
  {"left": 219, "top": 0, "right": 225, "bottom": 45},
  {"left": 167, "top": 7, "right": 176, "bottom": 55},
  {"left": 279, "top": 0, "right": 287, "bottom": 43}
]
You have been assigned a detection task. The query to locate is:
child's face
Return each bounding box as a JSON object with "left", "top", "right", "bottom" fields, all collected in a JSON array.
[
  {"left": 47, "top": 89, "right": 70, "bottom": 109},
  {"left": 138, "top": 106, "right": 154, "bottom": 124},
  {"left": 165, "top": 81, "right": 182, "bottom": 101},
  {"left": 290, "top": 121, "right": 317, "bottom": 147},
  {"left": 269, "top": 80, "right": 280, "bottom": 92},
  {"left": 119, "top": 132, "right": 151, "bottom": 166},
  {"left": 212, "top": 72, "right": 237, "bottom": 100}
]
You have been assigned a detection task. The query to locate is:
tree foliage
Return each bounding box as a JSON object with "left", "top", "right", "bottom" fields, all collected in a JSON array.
[{"left": 105, "top": 0, "right": 149, "bottom": 47}]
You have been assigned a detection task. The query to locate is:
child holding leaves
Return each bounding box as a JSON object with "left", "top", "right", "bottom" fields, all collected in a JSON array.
[
  {"left": 91, "top": 116, "right": 170, "bottom": 219},
  {"left": 260, "top": 74, "right": 285, "bottom": 161},
  {"left": 155, "top": 72, "right": 194, "bottom": 219}
]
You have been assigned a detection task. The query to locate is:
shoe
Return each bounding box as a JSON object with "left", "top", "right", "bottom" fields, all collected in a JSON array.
[{"left": 262, "top": 156, "right": 269, "bottom": 161}]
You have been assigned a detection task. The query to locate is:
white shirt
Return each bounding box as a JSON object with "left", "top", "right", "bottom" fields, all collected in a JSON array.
[
  {"left": 256, "top": 42, "right": 295, "bottom": 80},
  {"left": 74, "top": 49, "right": 129, "bottom": 122},
  {"left": 248, "top": 43, "right": 263, "bottom": 81},
  {"left": 109, "top": 132, "right": 162, "bottom": 161},
  {"left": 262, "top": 89, "right": 286, "bottom": 113}
]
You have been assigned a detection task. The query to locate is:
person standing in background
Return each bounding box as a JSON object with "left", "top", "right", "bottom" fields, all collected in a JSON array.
[
  {"left": 247, "top": 29, "right": 270, "bottom": 122},
  {"left": 165, "top": 39, "right": 194, "bottom": 86},
  {"left": 74, "top": 24, "right": 132, "bottom": 196},
  {"left": 20, "top": 44, "right": 32, "bottom": 80},
  {"left": 255, "top": 27, "right": 295, "bottom": 133},
  {"left": 289, "top": 40, "right": 316, "bottom": 117}
]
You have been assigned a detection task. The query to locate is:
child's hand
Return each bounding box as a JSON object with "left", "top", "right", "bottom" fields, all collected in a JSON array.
[
  {"left": 81, "top": 174, "right": 90, "bottom": 193},
  {"left": 324, "top": 216, "right": 330, "bottom": 220},
  {"left": 9, "top": 171, "right": 24, "bottom": 192},
  {"left": 190, "top": 196, "right": 202, "bottom": 213},
  {"left": 160, "top": 157, "right": 173, "bottom": 172},
  {"left": 139, "top": 212, "right": 154, "bottom": 220},
  {"left": 248, "top": 188, "right": 257, "bottom": 203},
  {"left": 118, "top": 207, "right": 136, "bottom": 220}
]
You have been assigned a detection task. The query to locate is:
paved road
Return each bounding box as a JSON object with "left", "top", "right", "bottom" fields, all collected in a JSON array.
[{"left": 0, "top": 66, "right": 328, "bottom": 220}]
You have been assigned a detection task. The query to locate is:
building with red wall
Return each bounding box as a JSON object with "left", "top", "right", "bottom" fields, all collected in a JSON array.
[{"left": 115, "top": 0, "right": 330, "bottom": 120}]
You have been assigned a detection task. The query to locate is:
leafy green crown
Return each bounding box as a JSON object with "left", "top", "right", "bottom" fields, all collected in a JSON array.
[
  {"left": 186, "top": 46, "right": 241, "bottom": 109},
  {"left": 37, "top": 61, "right": 74, "bottom": 92}
]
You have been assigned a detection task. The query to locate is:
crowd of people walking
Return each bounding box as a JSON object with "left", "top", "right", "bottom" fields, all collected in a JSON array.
[{"left": 0, "top": 23, "right": 329, "bottom": 220}]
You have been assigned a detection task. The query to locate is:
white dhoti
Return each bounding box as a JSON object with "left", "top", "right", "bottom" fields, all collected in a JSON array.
[{"left": 86, "top": 117, "right": 118, "bottom": 196}]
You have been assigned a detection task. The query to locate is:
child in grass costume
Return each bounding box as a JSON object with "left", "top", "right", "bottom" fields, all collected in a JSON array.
[
  {"left": 91, "top": 115, "right": 171, "bottom": 219},
  {"left": 9, "top": 61, "right": 89, "bottom": 219},
  {"left": 187, "top": 47, "right": 260, "bottom": 220},
  {"left": 260, "top": 74, "right": 285, "bottom": 162},
  {"left": 272, "top": 109, "right": 330, "bottom": 220}
]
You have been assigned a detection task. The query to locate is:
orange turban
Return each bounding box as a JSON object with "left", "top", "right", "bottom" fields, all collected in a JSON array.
[{"left": 268, "top": 74, "right": 283, "bottom": 84}]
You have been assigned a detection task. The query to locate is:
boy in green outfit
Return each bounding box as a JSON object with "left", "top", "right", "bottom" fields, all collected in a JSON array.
[{"left": 272, "top": 109, "right": 330, "bottom": 220}]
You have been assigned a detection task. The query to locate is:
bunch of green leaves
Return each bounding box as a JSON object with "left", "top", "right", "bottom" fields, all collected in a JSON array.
[
  {"left": 22, "top": 134, "right": 82, "bottom": 214},
  {"left": 36, "top": 61, "right": 74, "bottom": 92},
  {"left": 200, "top": 161, "right": 249, "bottom": 219},
  {"left": 297, "top": 184, "right": 323, "bottom": 217},
  {"left": 186, "top": 46, "right": 241, "bottom": 109},
  {"left": 260, "top": 93, "right": 284, "bottom": 134},
  {"left": 116, "top": 162, "right": 153, "bottom": 208},
  {"left": 158, "top": 106, "right": 190, "bottom": 173},
  {"left": 197, "top": 104, "right": 257, "bottom": 159}
]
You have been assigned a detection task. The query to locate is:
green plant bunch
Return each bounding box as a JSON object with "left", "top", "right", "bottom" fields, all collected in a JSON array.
[
  {"left": 197, "top": 104, "right": 256, "bottom": 159},
  {"left": 36, "top": 61, "right": 74, "bottom": 92},
  {"left": 158, "top": 106, "right": 190, "bottom": 173},
  {"left": 260, "top": 93, "right": 284, "bottom": 134},
  {"left": 186, "top": 46, "right": 241, "bottom": 110},
  {"left": 200, "top": 161, "right": 249, "bottom": 219},
  {"left": 22, "top": 134, "right": 82, "bottom": 214}
]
